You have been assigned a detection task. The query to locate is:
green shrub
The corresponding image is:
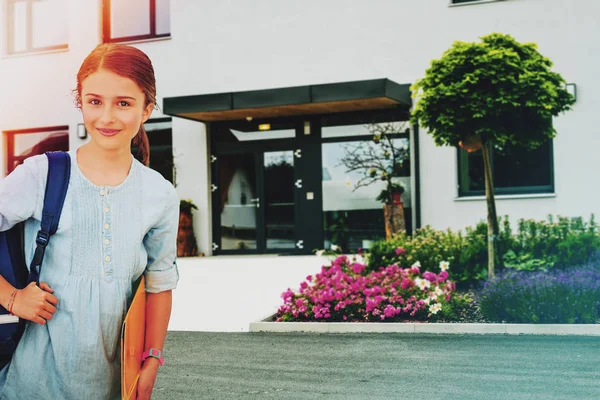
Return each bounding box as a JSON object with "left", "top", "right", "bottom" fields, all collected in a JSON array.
[
  {"left": 504, "top": 215, "right": 600, "bottom": 271},
  {"left": 366, "top": 225, "right": 492, "bottom": 288},
  {"left": 367, "top": 215, "right": 600, "bottom": 288},
  {"left": 430, "top": 292, "right": 489, "bottom": 323}
]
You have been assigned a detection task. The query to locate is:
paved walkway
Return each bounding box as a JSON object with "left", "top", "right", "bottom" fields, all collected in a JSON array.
[{"left": 153, "top": 332, "right": 600, "bottom": 400}]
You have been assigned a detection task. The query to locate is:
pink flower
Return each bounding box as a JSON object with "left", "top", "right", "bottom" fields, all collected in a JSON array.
[
  {"left": 401, "top": 278, "right": 413, "bottom": 290},
  {"left": 383, "top": 305, "right": 399, "bottom": 318},
  {"left": 395, "top": 248, "right": 406, "bottom": 256},
  {"left": 438, "top": 270, "right": 449, "bottom": 281},
  {"left": 423, "top": 272, "right": 438, "bottom": 283},
  {"left": 282, "top": 289, "right": 294, "bottom": 301},
  {"left": 352, "top": 263, "right": 366, "bottom": 275}
]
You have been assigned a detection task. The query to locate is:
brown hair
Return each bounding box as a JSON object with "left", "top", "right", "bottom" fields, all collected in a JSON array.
[{"left": 75, "top": 43, "right": 155, "bottom": 166}]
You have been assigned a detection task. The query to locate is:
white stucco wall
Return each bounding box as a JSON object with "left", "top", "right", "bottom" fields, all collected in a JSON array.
[{"left": 1, "top": 0, "right": 598, "bottom": 257}]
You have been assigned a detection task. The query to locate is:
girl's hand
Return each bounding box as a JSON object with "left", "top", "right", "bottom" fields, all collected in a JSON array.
[
  {"left": 11, "top": 282, "right": 58, "bottom": 325},
  {"left": 136, "top": 359, "right": 159, "bottom": 400}
]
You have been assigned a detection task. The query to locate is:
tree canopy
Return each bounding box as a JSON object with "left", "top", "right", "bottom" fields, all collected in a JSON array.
[{"left": 410, "top": 33, "right": 575, "bottom": 149}]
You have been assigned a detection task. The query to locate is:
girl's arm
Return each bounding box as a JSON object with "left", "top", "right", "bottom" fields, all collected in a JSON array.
[
  {"left": 137, "top": 290, "right": 172, "bottom": 399},
  {"left": 144, "top": 290, "right": 172, "bottom": 362},
  {"left": 136, "top": 186, "right": 180, "bottom": 399},
  {"left": 1, "top": 156, "right": 57, "bottom": 324}
]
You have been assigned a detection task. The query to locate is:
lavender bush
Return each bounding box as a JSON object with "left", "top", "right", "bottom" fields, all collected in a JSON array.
[{"left": 479, "top": 265, "right": 600, "bottom": 323}]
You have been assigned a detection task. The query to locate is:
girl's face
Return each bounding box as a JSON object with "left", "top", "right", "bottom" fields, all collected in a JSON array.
[{"left": 80, "top": 68, "right": 153, "bottom": 154}]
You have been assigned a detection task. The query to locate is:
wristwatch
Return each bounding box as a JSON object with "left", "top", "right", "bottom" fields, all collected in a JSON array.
[{"left": 142, "top": 348, "right": 164, "bottom": 366}]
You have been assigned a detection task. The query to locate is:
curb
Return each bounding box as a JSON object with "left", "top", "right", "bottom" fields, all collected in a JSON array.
[{"left": 249, "top": 321, "right": 600, "bottom": 335}]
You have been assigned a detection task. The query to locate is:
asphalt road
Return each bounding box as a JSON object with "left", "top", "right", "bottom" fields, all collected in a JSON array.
[{"left": 153, "top": 332, "right": 600, "bottom": 400}]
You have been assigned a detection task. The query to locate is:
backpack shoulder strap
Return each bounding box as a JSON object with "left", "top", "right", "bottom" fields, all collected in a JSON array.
[{"left": 28, "top": 151, "right": 71, "bottom": 284}]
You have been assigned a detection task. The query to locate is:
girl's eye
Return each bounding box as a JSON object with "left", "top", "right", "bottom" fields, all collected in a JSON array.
[
  {"left": 89, "top": 99, "right": 101, "bottom": 105},
  {"left": 118, "top": 101, "right": 130, "bottom": 107}
]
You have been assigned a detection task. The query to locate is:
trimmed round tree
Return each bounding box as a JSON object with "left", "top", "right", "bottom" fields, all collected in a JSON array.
[{"left": 410, "top": 33, "right": 575, "bottom": 279}]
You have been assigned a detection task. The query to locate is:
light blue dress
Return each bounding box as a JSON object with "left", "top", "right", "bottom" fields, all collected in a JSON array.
[{"left": 0, "top": 150, "right": 179, "bottom": 399}]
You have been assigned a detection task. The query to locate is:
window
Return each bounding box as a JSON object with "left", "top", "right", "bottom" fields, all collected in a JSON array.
[
  {"left": 458, "top": 141, "right": 554, "bottom": 197},
  {"left": 6, "top": 0, "right": 68, "bottom": 55},
  {"left": 102, "top": 0, "right": 170, "bottom": 43},
  {"left": 321, "top": 121, "right": 412, "bottom": 251},
  {"left": 136, "top": 118, "right": 173, "bottom": 183},
  {"left": 3, "top": 126, "right": 69, "bottom": 175}
]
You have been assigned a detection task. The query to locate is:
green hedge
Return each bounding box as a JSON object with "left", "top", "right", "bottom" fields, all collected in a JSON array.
[{"left": 366, "top": 215, "right": 600, "bottom": 288}]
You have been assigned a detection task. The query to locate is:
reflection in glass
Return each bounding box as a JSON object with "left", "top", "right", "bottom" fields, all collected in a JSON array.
[
  {"left": 227, "top": 129, "right": 295, "bottom": 142},
  {"left": 458, "top": 141, "right": 553, "bottom": 195},
  {"left": 156, "top": 0, "right": 171, "bottom": 35},
  {"left": 10, "top": 2, "right": 27, "bottom": 52},
  {"left": 32, "top": 0, "right": 68, "bottom": 48},
  {"left": 9, "top": 130, "right": 69, "bottom": 174},
  {"left": 322, "top": 121, "right": 410, "bottom": 139},
  {"left": 110, "top": 0, "right": 151, "bottom": 38},
  {"left": 322, "top": 136, "right": 412, "bottom": 251},
  {"left": 219, "top": 154, "right": 258, "bottom": 250},
  {"left": 264, "top": 151, "right": 295, "bottom": 249},
  {"left": 143, "top": 120, "right": 173, "bottom": 183}
]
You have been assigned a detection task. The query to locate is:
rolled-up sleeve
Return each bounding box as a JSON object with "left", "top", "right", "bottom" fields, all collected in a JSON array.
[
  {"left": 0, "top": 156, "right": 42, "bottom": 232},
  {"left": 143, "top": 187, "right": 180, "bottom": 293}
]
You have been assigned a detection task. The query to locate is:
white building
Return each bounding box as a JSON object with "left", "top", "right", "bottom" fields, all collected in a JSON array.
[{"left": 1, "top": 0, "right": 597, "bottom": 260}]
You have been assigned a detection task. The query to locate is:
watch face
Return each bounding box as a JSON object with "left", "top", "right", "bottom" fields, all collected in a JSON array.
[{"left": 149, "top": 348, "right": 161, "bottom": 358}]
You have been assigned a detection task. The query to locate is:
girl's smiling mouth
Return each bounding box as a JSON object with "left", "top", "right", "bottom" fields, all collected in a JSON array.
[{"left": 97, "top": 128, "right": 121, "bottom": 136}]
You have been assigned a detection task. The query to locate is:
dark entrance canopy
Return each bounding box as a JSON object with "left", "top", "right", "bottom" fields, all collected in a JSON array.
[{"left": 163, "top": 78, "right": 411, "bottom": 122}]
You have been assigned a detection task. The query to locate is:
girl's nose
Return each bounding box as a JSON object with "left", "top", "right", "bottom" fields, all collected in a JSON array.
[{"left": 100, "top": 105, "right": 116, "bottom": 124}]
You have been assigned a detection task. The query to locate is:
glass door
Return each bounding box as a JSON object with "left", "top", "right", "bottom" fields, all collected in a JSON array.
[
  {"left": 214, "top": 149, "right": 300, "bottom": 254},
  {"left": 217, "top": 153, "right": 261, "bottom": 251},
  {"left": 263, "top": 150, "right": 296, "bottom": 250}
]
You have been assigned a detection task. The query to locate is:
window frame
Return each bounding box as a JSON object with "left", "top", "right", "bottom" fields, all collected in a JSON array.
[
  {"left": 6, "top": 0, "right": 69, "bottom": 55},
  {"left": 3, "top": 125, "right": 69, "bottom": 175},
  {"left": 102, "top": 0, "right": 170, "bottom": 44},
  {"left": 457, "top": 141, "right": 555, "bottom": 197}
]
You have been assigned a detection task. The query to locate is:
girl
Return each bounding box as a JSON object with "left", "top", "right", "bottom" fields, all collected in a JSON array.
[{"left": 0, "top": 43, "right": 179, "bottom": 399}]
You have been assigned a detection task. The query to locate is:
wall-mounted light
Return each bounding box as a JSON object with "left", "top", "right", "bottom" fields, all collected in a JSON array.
[
  {"left": 565, "top": 83, "right": 577, "bottom": 102},
  {"left": 304, "top": 121, "right": 311, "bottom": 135},
  {"left": 77, "top": 123, "right": 88, "bottom": 139},
  {"left": 258, "top": 124, "right": 271, "bottom": 131}
]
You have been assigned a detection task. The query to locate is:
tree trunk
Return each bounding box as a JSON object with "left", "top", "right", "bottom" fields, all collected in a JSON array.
[
  {"left": 177, "top": 210, "right": 198, "bottom": 257},
  {"left": 481, "top": 142, "right": 499, "bottom": 279},
  {"left": 384, "top": 203, "right": 405, "bottom": 240}
]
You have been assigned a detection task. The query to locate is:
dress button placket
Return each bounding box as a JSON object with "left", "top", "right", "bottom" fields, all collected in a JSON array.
[{"left": 102, "top": 187, "right": 113, "bottom": 283}]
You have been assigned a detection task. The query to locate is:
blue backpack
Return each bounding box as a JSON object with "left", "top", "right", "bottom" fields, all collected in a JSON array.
[{"left": 0, "top": 151, "right": 70, "bottom": 368}]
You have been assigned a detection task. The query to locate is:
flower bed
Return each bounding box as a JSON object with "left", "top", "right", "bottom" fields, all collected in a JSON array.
[
  {"left": 276, "top": 255, "right": 455, "bottom": 322},
  {"left": 479, "top": 265, "right": 600, "bottom": 324}
]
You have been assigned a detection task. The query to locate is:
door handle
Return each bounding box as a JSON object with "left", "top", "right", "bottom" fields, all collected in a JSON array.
[{"left": 250, "top": 198, "right": 260, "bottom": 208}]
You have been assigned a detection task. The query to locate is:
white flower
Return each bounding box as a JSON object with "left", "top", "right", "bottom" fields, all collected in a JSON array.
[
  {"left": 434, "top": 287, "right": 444, "bottom": 297},
  {"left": 330, "top": 244, "right": 340, "bottom": 251},
  {"left": 316, "top": 250, "right": 325, "bottom": 257},
  {"left": 423, "top": 297, "right": 431, "bottom": 305},
  {"left": 429, "top": 303, "right": 442, "bottom": 314},
  {"left": 415, "top": 278, "right": 430, "bottom": 290},
  {"left": 439, "top": 261, "right": 450, "bottom": 271},
  {"left": 412, "top": 261, "right": 422, "bottom": 268}
]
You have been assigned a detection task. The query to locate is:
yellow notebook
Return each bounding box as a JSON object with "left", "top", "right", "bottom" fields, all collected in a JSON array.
[{"left": 121, "top": 275, "right": 146, "bottom": 400}]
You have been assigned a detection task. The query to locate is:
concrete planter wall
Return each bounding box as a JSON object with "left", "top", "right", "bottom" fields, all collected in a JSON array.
[{"left": 250, "top": 320, "right": 600, "bottom": 336}]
